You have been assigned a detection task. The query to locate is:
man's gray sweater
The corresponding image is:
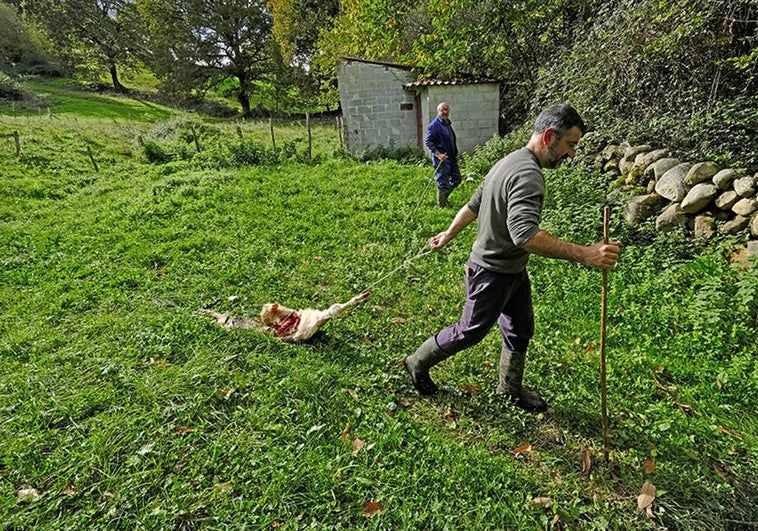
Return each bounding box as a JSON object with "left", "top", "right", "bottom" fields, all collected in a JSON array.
[{"left": 467, "top": 147, "right": 544, "bottom": 274}]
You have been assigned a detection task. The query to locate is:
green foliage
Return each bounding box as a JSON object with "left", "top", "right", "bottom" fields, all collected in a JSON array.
[
  {"left": 0, "top": 72, "right": 24, "bottom": 100},
  {"left": 462, "top": 127, "right": 531, "bottom": 179},
  {"left": 0, "top": 2, "right": 26, "bottom": 64},
  {"left": 136, "top": 116, "right": 316, "bottom": 167},
  {"left": 138, "top": 0, "right": 273, "bottom": 116},
  {"left": 0, "top": 2, "right": 55, "bottom": 76},
  {"left": 351, "top": 143, "right": 427, "bottom": 165},
  {"left": 21, "top": 0, "right": 145, "bottom": 90},
  {"left": 533, "top": 0, "right": 758, "bottom": 168}
]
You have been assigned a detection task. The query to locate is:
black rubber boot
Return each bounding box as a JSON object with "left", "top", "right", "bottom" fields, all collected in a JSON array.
[
  {"left": 403, "top": 336, "right": 450, "bottom": 395},
  {"left": 496, "top": 347, "right": 548, "bottom": 413},
  {"left": 436, "top": 187, "right": 452, "bottom": 208}
]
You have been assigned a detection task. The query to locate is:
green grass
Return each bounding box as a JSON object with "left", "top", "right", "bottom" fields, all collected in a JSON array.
[
  {"left": 0, "top": 81, "right": 756, "bottom": 529},
  {"left": 5, "top": 78, "right": 176, "bottom": 122}
]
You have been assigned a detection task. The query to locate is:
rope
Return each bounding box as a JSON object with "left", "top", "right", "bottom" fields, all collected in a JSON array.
[
  {"left": 406, "top": 176, "right": 435, "bottom": 222},
  {"left": 406, "top": 162, "right": 438, "bottom": 222},
  {"left": 362, "top": 243, "right": 434, "bottom": 292}
]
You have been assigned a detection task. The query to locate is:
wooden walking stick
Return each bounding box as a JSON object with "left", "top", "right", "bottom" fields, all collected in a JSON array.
[{"left": 600, "top": 205, "right": 611, "bottom": 462}]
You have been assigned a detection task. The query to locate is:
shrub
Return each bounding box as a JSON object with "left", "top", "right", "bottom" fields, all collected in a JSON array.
[
  {"left": 0, "top": 72, "right": 24, "bottom": 100},
  {"left": 227, "top": 139, "right": 277, "bottom": 166},
  {"left": 141, "top": 139, "right": 174, "bottom": 164},
  {"left": 356, "top": 144, "right": 427, "bottom": 165},
  {"left": 462, "top": 127, "right": 530, "bottom": 180}
]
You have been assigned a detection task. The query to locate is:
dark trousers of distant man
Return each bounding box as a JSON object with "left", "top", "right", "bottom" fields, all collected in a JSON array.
[{"left": 435, "top": 159, "right": 462, "bottom": 208}]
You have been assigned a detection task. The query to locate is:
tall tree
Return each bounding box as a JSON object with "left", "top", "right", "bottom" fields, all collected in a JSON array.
[
  {"left": 270, "top": 0, "right": 338, "bottom": 66},
  {"left": 0, "top": 2, "right": 27, "bottom": 65},
  {"left": 139, "top": 0, "right": 272, "bottom": 116},
  {"left": 21, "top": 0, "right": 144, "bottom": 91},
  {"left": 269, "top": 0, "right": 339, "bottom": 109}
]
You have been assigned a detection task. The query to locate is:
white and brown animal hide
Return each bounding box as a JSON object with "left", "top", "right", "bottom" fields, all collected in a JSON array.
[{"left": 203, "top": 290, "right": 371, "bottom": 342}]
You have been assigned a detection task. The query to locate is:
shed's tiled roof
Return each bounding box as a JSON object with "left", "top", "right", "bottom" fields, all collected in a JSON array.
[{"left": 403, "top": 78, "right": 498, "bottom": 87}]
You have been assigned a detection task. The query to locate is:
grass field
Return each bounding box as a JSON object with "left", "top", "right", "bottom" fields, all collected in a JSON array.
[{"left": 1, "top": 80, "right": 757, "bottom": 529}]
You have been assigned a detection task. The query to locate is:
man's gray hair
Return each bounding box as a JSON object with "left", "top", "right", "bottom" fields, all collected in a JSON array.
[{"left": 533, "top": 104, "right": 586, "bottom": 137}]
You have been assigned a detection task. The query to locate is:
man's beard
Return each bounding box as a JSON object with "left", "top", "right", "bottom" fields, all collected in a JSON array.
[{"left": 544, "top": 141, "right": 568, "bottom": 169}]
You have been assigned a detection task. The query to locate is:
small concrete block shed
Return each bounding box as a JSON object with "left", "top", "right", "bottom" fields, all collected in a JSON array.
[{"left": 337, "top": 57, "right": 500, "bottom": 155}]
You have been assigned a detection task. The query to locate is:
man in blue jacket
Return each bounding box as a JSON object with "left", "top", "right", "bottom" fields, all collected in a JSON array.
[{"left": 425, "top": 102, "right": 461, "bottom": 207}]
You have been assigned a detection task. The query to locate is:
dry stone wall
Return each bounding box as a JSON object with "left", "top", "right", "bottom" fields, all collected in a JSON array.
[{"left": 596, "top": 143, "right": 758, "bottom": 255}]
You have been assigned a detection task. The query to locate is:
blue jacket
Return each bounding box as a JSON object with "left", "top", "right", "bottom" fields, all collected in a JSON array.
[{"left": 425, "top": 116, "right": 458, "bottom": 168}]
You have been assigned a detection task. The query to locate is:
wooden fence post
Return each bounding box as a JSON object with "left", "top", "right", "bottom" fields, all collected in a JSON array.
[
  {"left": 336, "top": 116, "right": 344, "bottom": 149},
  {"left": 13, "top": 131, "right": 20, "bottom": 157},
  {"left": 191, "top": 127, "right": 201, "bottom": 152},
  {"left": 87, "top": 145, "right": 99, "bottom": 172},
  {"left": 306, "top": 112, "right": 312, "bottom": 161},
  {"left": 269, "top": 111, "right": 276, "bottom": 150}
]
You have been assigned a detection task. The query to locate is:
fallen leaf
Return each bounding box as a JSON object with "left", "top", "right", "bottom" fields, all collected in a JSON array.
[
  {"left": 347, "top": 388, "right": 359, "bottom": 402},
  {"left": 581, "top": 450, "right": 592, "bottom": 474},
  {"left": 155, "top": 269, "right": 169, "bottom": 276},
  {"left": 362, "top": 500, "right": 385, "bottom": 517},
  {"left": 371, "top": 304, "right": 385, "bottom": 311},
  {"left": 443, "top": 406, "right": 457, "bottom": 425},
  {"left": 513, "top": 444, "right": 533, "bottom": 456},
  {"left": 17, "top": 488, "right": 42, "bottom": 503},
  {"left": 459, "top": 382, "right": 480, "bottom": 394},
  {"left": 351, "top": 438, "right": 365, "bottom": 456},
  {"left": 172, "top": 425, "right": 195, "bottom": 436},
  {"left": 584, "top": 343, "right": 595, "bottom": 352},
  {"left": 574, "top": 337, "right": 582, "bottom": 345},
  {"left": 550, "top": 471, "right": 564, "bottom": 485},
  {"left": 716, "top": 378, "right": 722, "bottom": 391},
  {"left": 64, "top": 484, "right": 79, "bottom": 496},
  {"left": 340, "top": 424, "right": 351, "bottom": 445},
  {"left": 361, "top": 335, "right": 373, "bottom": 345},
  {"left": 529, "top": 496, "right": 552, "bottom": 508},
  {"left": 390, "top": 317, "right": 407, "bottom": 324},
  {"left": 643, "top": 459, "right": 656, "bottom": 475},
  {"left": 637, "top": 481, "right": 656, "bottom": 517},
  {"left": 227, "top": 295, "right": 238, "bottom": 301}
]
